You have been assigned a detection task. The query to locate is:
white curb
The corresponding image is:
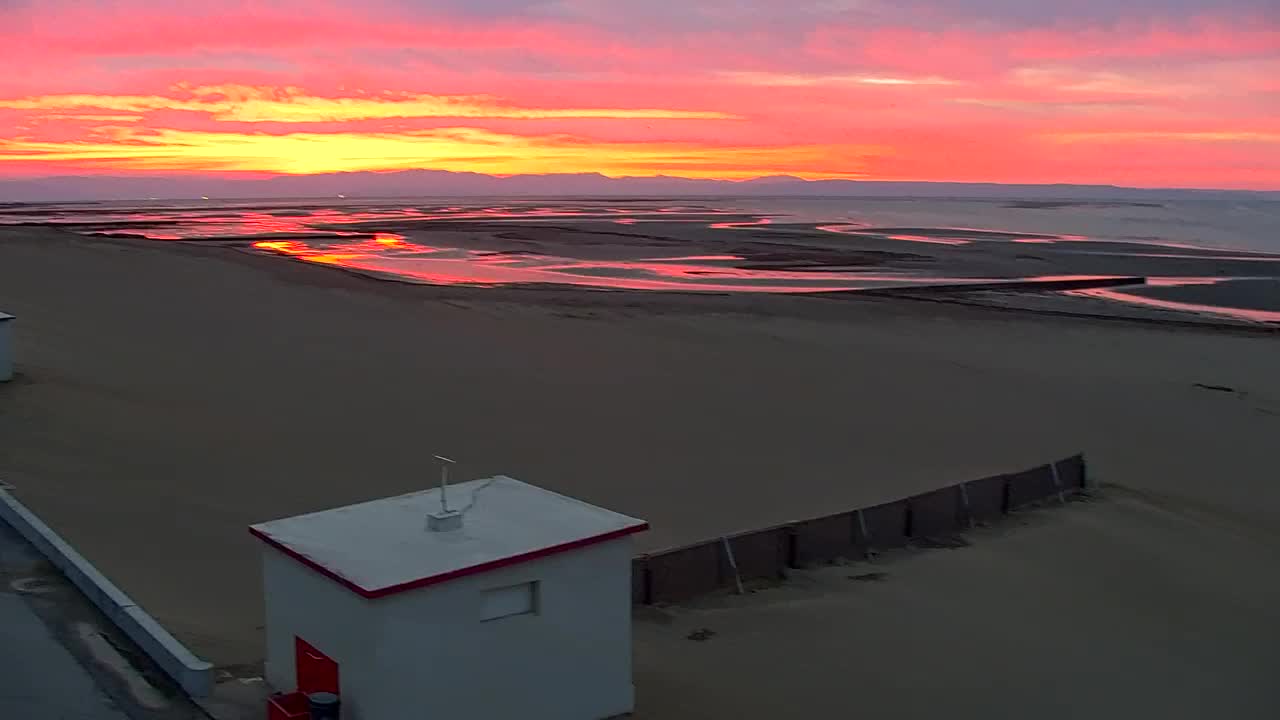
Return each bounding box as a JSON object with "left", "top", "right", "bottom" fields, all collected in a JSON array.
[{"left": 0, "top": 487, "right": 214, "bottom": 697}]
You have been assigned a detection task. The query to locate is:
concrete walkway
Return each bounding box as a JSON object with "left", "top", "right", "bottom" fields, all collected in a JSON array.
[
  {"left": 0, "top": 517, "right": 211, "bottom": 720},
  {"left": 0, "top": 519, "right": 130, "bottom": 720},
  {"left": 0, "top": 592, "right": 129, "bottom": 720}
]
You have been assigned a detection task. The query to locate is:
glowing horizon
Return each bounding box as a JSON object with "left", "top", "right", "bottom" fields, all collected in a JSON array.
[{"left": 1, "top": 1, "right": 1277, "bottom": 190}]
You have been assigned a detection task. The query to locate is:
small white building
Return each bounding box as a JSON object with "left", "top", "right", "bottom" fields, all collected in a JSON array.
[
  {"left": 0, "top": 312, "right": 13, "bottom": 382},
  {"left": 250, "top": 476, "right": 648, "bottom": 720}
]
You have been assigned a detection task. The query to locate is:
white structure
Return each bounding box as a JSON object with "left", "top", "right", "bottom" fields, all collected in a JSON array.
[
  {"left": 0, "top": 312, "right": 13, "bottom": 382},
  {"left": 250, "top": 476, "right": 647, "bottom": 720}
]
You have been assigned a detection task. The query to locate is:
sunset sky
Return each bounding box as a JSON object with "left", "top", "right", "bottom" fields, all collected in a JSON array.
[{"left": 1, "top": 0, "right": 1277, "bottom": 188}]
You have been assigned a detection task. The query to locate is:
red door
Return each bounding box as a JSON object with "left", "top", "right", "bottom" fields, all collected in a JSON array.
[{"left": 295, "top": 637, "right": 339, "bottom": 695}]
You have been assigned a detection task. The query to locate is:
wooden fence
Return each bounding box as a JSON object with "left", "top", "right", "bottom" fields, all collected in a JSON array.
[{"left": 632, "top": 454, "right": 1087, "bottom": 604}]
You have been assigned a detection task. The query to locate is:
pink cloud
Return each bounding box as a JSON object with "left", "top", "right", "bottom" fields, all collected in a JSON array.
[
  {"left": 807, "top": 17, "right": 1280, "bottom": 78},
  {"left": 0, "top": 1, "right": 1277, "bottom": 187}
]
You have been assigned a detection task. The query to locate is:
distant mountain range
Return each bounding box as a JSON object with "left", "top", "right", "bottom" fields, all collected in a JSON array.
[{"left": 1, "top": 170, "right": 1276, "bottom": 202}]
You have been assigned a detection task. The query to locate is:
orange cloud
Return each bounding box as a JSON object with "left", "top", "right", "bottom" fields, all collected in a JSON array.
[
  {"left": 0, "top": 85, "right": 736, "bottom": 123},
  {"left": 0, "top": 125, "right": 881, "bottom": 179}
]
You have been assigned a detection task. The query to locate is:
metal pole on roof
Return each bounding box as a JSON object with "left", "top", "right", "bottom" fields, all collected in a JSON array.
[{"left": 434, "top": 455, "right": 456, "bottom": 513}]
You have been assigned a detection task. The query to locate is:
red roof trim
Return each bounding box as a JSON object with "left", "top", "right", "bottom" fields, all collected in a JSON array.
[
  {"left": 248, "top": 526, "right": 372, "bottom": 597},
  {"left": 249, "top": 522, "right": 649, "bottom": 599}
]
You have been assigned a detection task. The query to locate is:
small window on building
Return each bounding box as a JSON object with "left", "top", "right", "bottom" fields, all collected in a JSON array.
[{"left": 480, "top": 581, "right": 538, "bottom": 622}]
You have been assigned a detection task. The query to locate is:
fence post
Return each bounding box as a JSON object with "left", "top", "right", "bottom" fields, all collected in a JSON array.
[
  {"left": 784, "top": 525, "right": 799, "bottom": 569},
  {"left": 959, "top": 482, "right": 974, "bottom": 529},
  {"left": 720, "top": 537, "right": 744, "bottom": 595},
  {"left": 634, "top": 556, "right": 653, "bottom": 605},
  {"left": 1049, "top": 461, "right": 1066, "bottom": 504}
]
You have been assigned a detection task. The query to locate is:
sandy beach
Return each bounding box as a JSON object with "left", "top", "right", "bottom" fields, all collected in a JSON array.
[{"left": 2, "top": 226, "right": 1279, "bottom": 716}]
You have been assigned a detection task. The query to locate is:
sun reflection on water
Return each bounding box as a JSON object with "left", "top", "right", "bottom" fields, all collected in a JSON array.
[{"left": 9, "top": 199, "right": 1277, "bottom": 303}]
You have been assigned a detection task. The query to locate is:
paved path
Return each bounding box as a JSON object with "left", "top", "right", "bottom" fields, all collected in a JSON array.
[
  {"left": 0, "top": 592, "right": 130, "bottom": 720},
  {"left": 0, "top": 519, "right": 130, "bottom": 720},
  {"left": 0, "top": 516, "right": 217, "bottom": 720}
]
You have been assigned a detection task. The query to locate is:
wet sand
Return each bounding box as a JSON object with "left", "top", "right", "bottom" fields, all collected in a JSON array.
[
  {"left": 2, "top": 227, "right": 1279, "bottom": 715},
  {"left": 7, "top": 198, "right": 1280, "bottom": 309}
]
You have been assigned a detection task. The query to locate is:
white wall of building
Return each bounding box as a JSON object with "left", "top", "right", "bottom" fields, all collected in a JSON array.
[
  {"left": 264, "top": 535, "right": 637, "bottom": 720},
  {"left": 367, "top": 536, "right": 636, "bottom": 720},
  {"left": 262, "top": 547, "right": 379, "bottom": 720}
]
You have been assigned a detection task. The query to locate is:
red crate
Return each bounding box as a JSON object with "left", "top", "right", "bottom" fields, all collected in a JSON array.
[{"left": 267, "top": 692, "right": 309, "bottom": 720}]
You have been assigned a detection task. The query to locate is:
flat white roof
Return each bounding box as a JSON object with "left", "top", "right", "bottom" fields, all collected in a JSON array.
[{"left": 249, "top": 476, "right": 647, "bottom": 598}]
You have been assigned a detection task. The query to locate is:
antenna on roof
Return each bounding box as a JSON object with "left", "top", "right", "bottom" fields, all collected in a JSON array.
[
  {"left": 434, "top": 455, "right": 455, "bottom": 512},
  {"left": 428, "top": 455, "right": 463, "bottom": 532}
]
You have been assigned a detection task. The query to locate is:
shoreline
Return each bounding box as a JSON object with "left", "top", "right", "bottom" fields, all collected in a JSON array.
[
  {"left": 7, "top": 195, "right": 1280, "bottom": 323},
  {"left": 174, "top": 233, "right": 1280, "bottom": 332},
  {"left": 11, "top": 226, "right": 1277, "bottom": 332}
]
